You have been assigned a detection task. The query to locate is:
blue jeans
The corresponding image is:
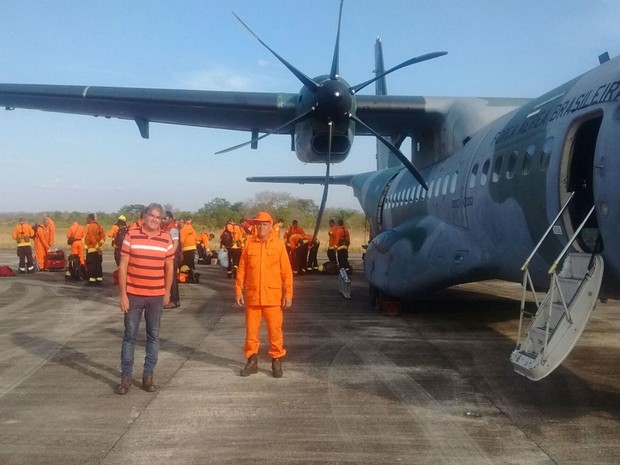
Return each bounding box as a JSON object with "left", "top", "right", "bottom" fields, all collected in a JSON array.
[{"left": 120, "top": 294, "right": 164, "bottom": 378}]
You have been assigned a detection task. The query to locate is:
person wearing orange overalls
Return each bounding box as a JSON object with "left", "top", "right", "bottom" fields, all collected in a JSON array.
[
  {"left": 66, "top": 220, "right": 85, "bottom": 265},
  {"left": 85, "top": 213, "right": 106, "bottom": 285},
  {"left": 235, "top": 212, "right": 293, "bottom": 378},
  {"left": 45, "top": 214, "right": 56, "bottom": 248},
  {"left": 33, "top": 218, "right": 50, "bottom": 270},
  {"left": 327, "top": 218, "right": 338, "bottom": 265},
  {"left": 12, "top": 217, "right": 35, "bottom": 273}
]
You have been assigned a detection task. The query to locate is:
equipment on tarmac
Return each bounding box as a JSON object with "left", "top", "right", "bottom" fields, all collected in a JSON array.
[
  {"left": 65, "top": 254, "right": 83, "bottom": 280},
  {"left": 338, "top": 268, "right": 351, "bottom": 300},
  {"left": 45, "top": 248, "right": 66, "bottom": 271},
  {"left": 321, "top": 261, "right": 339, "bottom": 275}
]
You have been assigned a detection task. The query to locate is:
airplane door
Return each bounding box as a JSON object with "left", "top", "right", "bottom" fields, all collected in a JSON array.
[{"left": 561, "top": 113, "right": 602, "bottom": 251}]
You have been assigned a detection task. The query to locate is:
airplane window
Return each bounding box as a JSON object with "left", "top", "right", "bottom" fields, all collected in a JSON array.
[
  {"left": 541, "top": 137, "right": 553, "bottom": 170},
  {"left": 506, "top": 151, "right": 517, "bottom": 179},
  {"left": 469, "top": 163, "right": 478, "bottom": 189},
  {"left": 442, "top": 174, "right": 450, "bottom": 195},
  {"left": 492, "top": 155, "right": 503, "bottom": 182},
  {"left": 427, "top": 180, "right": 435, "bottom": 198},
  {"left": 523, "top": 145, "right": 535, "bottom": 175},
  {"left": 450, "top": 171, "right": 458, "bottom": 193},
  {"left": 422, "top": 183, "right": 428, "bottom": 199},
  {"left": 480, "top": 160, "right": 490, "bottom": 186},
  {"left": 415, "top": 184, "right": 421, "bottom": 201},
  {"left": 435, "top": 178, "right": 442, "bottom": 197}
]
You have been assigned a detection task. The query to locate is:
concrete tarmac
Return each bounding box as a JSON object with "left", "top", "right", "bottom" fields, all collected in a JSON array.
[{"left": 1, "top": 250, "right": 619, "bottom": 464}]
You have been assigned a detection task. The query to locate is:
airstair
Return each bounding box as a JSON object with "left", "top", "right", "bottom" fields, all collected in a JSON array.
[{"left": 510, "top": 194, "right": 604, "bottom": 381}]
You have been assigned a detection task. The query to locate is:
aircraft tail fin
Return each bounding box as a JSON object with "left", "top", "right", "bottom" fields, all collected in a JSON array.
[
  {"left": 374, "top": 37, "right": 395, "bottom": 170},
  {"left": 374, "top": 37, "right": 388, "bottom": 96}
]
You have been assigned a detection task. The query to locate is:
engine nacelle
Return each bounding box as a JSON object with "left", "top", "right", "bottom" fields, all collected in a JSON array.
[{"left": 294, "top": 119, "right": 353, "bottom": 163}]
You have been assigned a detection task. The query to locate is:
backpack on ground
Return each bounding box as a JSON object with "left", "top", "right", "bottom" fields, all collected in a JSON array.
[
  {"left": 322, "top": 261, "right": 339, "bottom": 275},
  {"left": 65, "top": 254, "right": 83, "bottom": 281},
  {"left": 0, "top": 265, "right": 15, "bottom": 277}
]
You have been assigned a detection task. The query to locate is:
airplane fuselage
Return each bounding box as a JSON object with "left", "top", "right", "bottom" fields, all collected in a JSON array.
[{"left": 357, "top": 56, "right": 620, "bottom": 299}]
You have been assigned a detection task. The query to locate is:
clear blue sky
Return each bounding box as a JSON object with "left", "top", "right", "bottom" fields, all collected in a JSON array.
[{"left": 1, "top": 0, "right": 619, "bottom": 213}]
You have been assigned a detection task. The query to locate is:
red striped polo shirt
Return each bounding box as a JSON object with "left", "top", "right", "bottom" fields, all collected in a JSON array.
[{"left": 121, "top": 227, "right": 174, "bottom": 296}]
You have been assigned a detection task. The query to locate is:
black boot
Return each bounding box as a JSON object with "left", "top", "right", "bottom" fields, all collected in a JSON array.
[
  {"left": 272, "top": 358, "right": 283, "bottom": 378},
  {"left": 240, "top": 354, "right": 258, "bottom": 377}
]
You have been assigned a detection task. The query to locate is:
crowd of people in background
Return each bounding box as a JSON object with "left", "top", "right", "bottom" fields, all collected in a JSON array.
[{"left": 9, "top": 212, "right": 352, "bottom": 279}]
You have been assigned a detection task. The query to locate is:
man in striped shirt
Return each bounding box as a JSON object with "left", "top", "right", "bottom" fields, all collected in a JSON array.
[{"left": 115, "top": 203, "right": 175, "bottom": 395}]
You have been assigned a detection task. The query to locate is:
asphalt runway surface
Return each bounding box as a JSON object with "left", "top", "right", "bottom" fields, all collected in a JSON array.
[{"left": 1, "top": 250, "right": 619, "bottom": 464}]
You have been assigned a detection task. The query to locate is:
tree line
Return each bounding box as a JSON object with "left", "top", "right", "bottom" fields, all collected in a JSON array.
[{"left": 0, "top": 191, "right": 367, "bottom": 232}]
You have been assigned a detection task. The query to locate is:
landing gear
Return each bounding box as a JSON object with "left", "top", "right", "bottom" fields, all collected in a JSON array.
[{"left": 369, "top": 285, "right": 402, "bottom": 316}]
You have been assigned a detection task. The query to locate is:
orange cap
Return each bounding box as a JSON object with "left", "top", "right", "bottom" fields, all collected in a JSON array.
[{"left": 252, "top": 211, "right": 273, "bottom": 223}]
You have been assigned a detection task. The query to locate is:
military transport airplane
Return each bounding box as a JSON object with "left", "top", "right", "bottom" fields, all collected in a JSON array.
[{"left": 1, "top": 1, "right": 619, "bottom": 380}]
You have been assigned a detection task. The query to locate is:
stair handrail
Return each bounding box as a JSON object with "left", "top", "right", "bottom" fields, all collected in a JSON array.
[
  {"left": 537, "top": 204, "right": 596, "bottom": 358},
  {"left": 516, "top": 192, "right": 575, "bottom": 348},
  {"left": 521, "top": 191, "right": 575, "bottom": 272},
  {"left": 548, "top": 205, "right": 596, "bottom": 275}
]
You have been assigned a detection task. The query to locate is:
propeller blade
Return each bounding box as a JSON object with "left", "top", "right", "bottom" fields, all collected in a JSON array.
[
  {"left": 215, "top": 109, "right": 315, "bottom": 155},
  {"left": 330, "top": 0, "right": 344, "bottom": 79},
  {"left": 233, "top": 13, "right": 320, "bottom": 92},
  {"left": 312, "top": 122, "right": 333, "bottom": 244},
  {"left": 350, "top": 51, "right": 447, "bottom": 94},
  {"left": 349, "top": 113, "right": 428, "bottom": 190}
]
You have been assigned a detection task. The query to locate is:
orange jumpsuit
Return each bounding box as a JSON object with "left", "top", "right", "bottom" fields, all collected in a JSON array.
[
  {"left": 327, "top": 223, "right": 338, "bottom": 263},
  {"left": 66, "top": 222, "right": 85, "bottom": 265},
  {"left": 235, "top": 234, "right": 293, "bottom": 359},
  {"left": 46, "top": 217, "right": 56, "bottom": 248},
  {"left": 34, "top": 224, "right": 50, "bottom": 270}
]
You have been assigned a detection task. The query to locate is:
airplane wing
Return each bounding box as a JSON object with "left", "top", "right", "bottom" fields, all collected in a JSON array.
[
  {"left": 0, "top": 83, "right": 524, "bottom": 141},
  {"left": 246, "top": 175, "right": 355, "bottom": 185},
  {"left": 0, "top": 84, "right": 298, "bottom": 138}
]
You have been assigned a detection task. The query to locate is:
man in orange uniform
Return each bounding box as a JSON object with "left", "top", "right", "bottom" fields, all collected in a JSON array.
[
  {"left": 45, "top": 214, "right": 56, "bottom": 248},
  {"left": 271, "top": 218, "right": 284, "bottom": 240},
  {"left": 33, "top": 218, "right": 50, "bottom": 270},
  {"left": 107, "top": 215, "right": 127, "bottom": 266},
  {"left": 229, "top": 219, "right": 246, "bottom": 278},
  {"left": 333, "top": 219, "right": 351, "bottom": 272},
  {"left": 66, "top": 220, "right": 85, "bottom": 265},
  {"left": 235, "top": 212, "right": 293, "bottom": 378},
  {"left": 283, "top": 219, "right": 305, "bottom": 243},
  {"left": 85, "top": 213, "right": 106, "bottom": 285},
  {"left": 287, "top": 232, "right": 310, "bottom": 275},
  {"left": 12, "top": 217, "right": 35, "bottom": 273},
  {"left": 179, "top": 216, "right": 197, "bottom": 278},
  {"left": 327, "top": 218, "right": 338, "bottom": 265}
]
